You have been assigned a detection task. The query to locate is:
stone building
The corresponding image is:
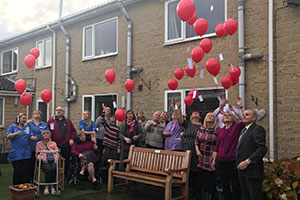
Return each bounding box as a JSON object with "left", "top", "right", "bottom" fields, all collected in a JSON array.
[{"left": 0, "top": 0, "right": 299, "bottom": 160}]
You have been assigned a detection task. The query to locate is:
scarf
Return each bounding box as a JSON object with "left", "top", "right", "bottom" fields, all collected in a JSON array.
[{"left": 126, "top": 120, "right": 135, "bottom": 133}]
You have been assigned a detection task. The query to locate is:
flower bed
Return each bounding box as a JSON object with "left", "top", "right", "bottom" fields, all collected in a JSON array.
[
  {"left": 9, "top": 183, "right": 37, "bottom": 200},
  {"left": 263, "top": 156, "right": 300, "bottom": 200}
]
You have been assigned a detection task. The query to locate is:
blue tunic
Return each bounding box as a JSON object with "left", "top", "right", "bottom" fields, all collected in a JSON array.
[
  {"left": 78, "top": 119, "right": 96, "bottom": 141},
  {"left": 28, "top": 121, "right": 48, "bottom": 151},
  {"left": 6, "top": 124, "right": 32, "bottom": 161}
]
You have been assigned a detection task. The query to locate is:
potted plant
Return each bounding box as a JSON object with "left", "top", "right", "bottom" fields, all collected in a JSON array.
[
  {"left": 263, "top": 156, "right": 300, "bottom": 200},
  {"left": 0, "top": 130, "right": 9, "bottom": 163},
  {"left": 9, "top": 183, "right": 37, "bottom": 200}
]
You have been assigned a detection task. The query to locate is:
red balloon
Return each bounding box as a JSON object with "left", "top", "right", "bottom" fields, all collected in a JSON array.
[
  {"left": 215, "top": 23, "right": 226, "bottom": 37},
  {"left": 191, "top": 47, "right": 204, "bottom": 63},
  {"left": 30, "top": 48, "right": 40, "bottom": 59},
  {"left": 115, "top": 109, "right": 126, "bottom": 122},
  {"left": 168, "top": 79, "right": 178, "bottom": 90},
  {"left": 105, "top": 69, "right": 116, "bottom": 84},
  {"left": 15, "top": 80, "right": 27, "bottom": 94},
  {"left": 20, "top": 93, "right": 32, "bottom": 107},
  {"left": 194, "top": 18, "right": 208, "bottom": 36},
  {"left": 125, "top": 79, "right": 135, "bottom": 92},
  {"left": 224, "top": 19, "right": 238, "bottom": 36},
  {"left": 184, "top": 95, "right": 193, "bottom": 106},
  {"left": 174, "top": 68, "right": 184, "bottom": 80},
  {"left": 205, "top": 58, "right": 220, "bottom": 77},
  {"left": 221, "top": 76, "right": 232, "bottom": 89},
  {"left": 24, "top": 54, "right": 36, "bottom": 69},
  {"left": 188, "top": 89, "right": 199, "bottom": 100},
  {"left": 185, "top": 64, "right": 196, "bottom": 78},
  {"left": 187, "top": 12, "right": 197, "bottom": 25},
  {"left": 231, "top": 77, "right": 239, "bottom": 86},
  {"left": 200, "top": 38, "right": 213, "bottom": 54},
  {"left": 41, "top": 89, "right": 52, "bottom": 103},
  {"left": 229, "top": 66, "right": 241, "bottom": 79},
  {"left": 176, "top": 0, "right": 196, "bottom": 21}
]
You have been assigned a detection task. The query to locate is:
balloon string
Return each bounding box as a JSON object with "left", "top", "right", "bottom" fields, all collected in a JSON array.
[
  {"left": 187, "top": 26, "right": 193, "bottom": 57},
  {"left": 218, "top": 39, "right": 221, "bottom": 54},
  {"left": 230, "top": 37, "right": 233, "bottom": 66}
]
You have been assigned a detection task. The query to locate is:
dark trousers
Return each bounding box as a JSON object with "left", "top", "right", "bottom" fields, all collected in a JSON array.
[
  {"left": 60, "top": 144, "right": 71, "bottom": 178},
  {"left": 29, "top": 152, "right": 36, "bottom": 183},
  {"left": 42, "top": 162, "right": 57, "bottom": 183},
  {"left": 218, "top": 160, "right": 241, "bottom": 200},
  {"left": 96, "top": 139, "right": 104, "bottom": 164},
  {"left": 189, "top": 170, "right": 202, "bottom": 200},
  {"left": 145, "top": 144, "right": 163, "bottom": 149},
  {"left": 198, "top": 168, "right": 217, "bottom": 196},
  {"left": 239, "top": 173, "right": 263, "bottom": 200},
  {"left": 12, "top": 159, "right": 31, "bottom": 185}
]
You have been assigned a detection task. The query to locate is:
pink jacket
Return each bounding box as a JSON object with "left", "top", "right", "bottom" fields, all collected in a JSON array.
[{"left": 36, "top": 141, "right": 58, "bottom": 163}]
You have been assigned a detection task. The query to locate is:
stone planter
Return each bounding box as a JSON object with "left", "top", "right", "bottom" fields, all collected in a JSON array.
[{"left": 9, "top": 184, "right": 37, "bottom": 200}]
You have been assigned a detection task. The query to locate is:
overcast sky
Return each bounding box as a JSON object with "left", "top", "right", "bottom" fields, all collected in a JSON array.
[{"left": 0, "top": 0, "right": 113, "bottom": 40}]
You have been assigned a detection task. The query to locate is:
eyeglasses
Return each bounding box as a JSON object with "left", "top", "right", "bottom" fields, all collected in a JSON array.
[
  {"left": 56, "top": 109, "right": 64, "bottom": 111},
  {"left": 223, "top": 114, "right": 233, "bottom": 117}
]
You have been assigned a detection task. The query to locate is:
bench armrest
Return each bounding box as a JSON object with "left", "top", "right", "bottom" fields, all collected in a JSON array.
[
  {"left": 164, "top": 167, "right": 188, "bottom": 174},
  {"left": 108, "top": 159, "right": 130, "bottom": 164}
]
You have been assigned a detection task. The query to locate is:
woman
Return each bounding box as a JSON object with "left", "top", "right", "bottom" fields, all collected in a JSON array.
[
  {"left": 136, "top": 110, "right": 146, "bottom": 146},
  {"left": 71, "top": 133, "right": 99, "bottom": 186},
  {"left": 28, "top": 110, "right": 48, "bottom": 182},
  {"left": 36, "top": 130, "right": 58, "bottom": 195},
  {"left": 215, "top": 109, "right": 244, "bottom": 200},
  {"left": 195, "top": 112, "right": 218, "bottom": 199},
  {"left": 119, "top": 110, "right": 142, "bottom": 168},
  {"left": 163, "top": 112, "right": 184, "bottom": 151},
  {"left": 174, "top": 101, "right": 202, "bottom": 200},
  {"left": 6, "top": 113, "right": 37, "bottom": 185},
  {"left": 79, "top": 111, "right": 96, "bottom": 143}
]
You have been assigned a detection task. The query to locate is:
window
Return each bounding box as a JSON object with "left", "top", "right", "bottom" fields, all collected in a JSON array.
[
  {"left": 36, "top": 38, "right": 52, "bottom": 68},
  {"left": 165, "top": 0, "right": 226, "bottom": 44},
  {"left": 83, "top": 17, "right": 118, "bottom": 60},
  {"left": 36, "top": 99, "right": 49, "bottom": 122},
  {"left": 0, "top": 98, "right": 4, "bottom": 127},
  {"left": 1, "top": 48, "right": 18, "bottom": 75},
  {"left": 82, "top": 94, "right": 118, "bottom": 121},
  {"left": 164, "top": 88, "right": 225, "bottom": 123}
]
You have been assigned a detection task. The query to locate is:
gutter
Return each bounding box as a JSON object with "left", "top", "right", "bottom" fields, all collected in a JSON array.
[{"left": 47, "top": 25, "right": 56, "bottom": 117}]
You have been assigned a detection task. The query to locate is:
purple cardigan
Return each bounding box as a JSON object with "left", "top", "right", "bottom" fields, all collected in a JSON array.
[{"left": 216, "top": 122, "right": 244, "bottom": 161}]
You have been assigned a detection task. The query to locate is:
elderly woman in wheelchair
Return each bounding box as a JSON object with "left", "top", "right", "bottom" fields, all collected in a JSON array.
[{"left": 71, "top": 132, "right": 99, "bottom": 186}]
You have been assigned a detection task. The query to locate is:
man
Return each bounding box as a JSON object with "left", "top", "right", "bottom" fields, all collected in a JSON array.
[
  {"left": 95, "top": 104, "right": 111, "bottom": 164},
  {"left": 145, "top": 111, "right": 165, "bottom": 149},
  {"left": 47, "top": 106, "right": 76, "bottom": 178},
  {"left": 236, "top": 109, "right": 267, "bottom": 200}
]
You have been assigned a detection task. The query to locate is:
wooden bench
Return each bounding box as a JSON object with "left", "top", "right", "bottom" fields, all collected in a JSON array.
[{"left": 107, "top": 145, "right": 191, "bottom": 200}]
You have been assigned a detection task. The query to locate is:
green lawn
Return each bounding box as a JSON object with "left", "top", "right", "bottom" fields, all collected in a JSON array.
[{"left": 0, "top": 163, "right": 105, "bottom": 200}]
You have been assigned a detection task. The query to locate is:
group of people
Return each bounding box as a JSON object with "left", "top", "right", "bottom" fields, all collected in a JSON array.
[{"left": 6, "top": 98, "right": 267, "bottom": 200}]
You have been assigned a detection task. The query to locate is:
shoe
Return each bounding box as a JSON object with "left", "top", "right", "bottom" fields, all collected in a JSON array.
[
  {"left": 51, "top": 187, "right": 56, "bottom": 195},
  {"left": 92, "top": 180, "right": 99, "bottom": 187},
  {"left": 78, "top": 174, "right": 85, "bottom": 181},
  {"left": 44, "top": 188, "right": 49, "bottom": 195}
]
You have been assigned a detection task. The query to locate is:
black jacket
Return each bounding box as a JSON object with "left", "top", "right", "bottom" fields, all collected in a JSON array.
[{"left": 236, "top": 123, "right": 267, "bottom": 179}]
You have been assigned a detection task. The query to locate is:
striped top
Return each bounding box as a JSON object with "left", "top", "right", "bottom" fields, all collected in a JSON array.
[{"left": 101, "top": 112, "right": 120, "bottom": 150}]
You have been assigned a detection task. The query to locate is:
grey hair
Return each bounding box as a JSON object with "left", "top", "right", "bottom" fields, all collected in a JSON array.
[{"left": 251, "top": 109, "right": 258, "bottom": 119}]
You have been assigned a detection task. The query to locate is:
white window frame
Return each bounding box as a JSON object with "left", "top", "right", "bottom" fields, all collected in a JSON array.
[
  {"left": 35, "top": 37, "right": 52, "bottom": 69},
  {"left": 164, "top": 0, "right": 227, "bottom": 45},
  {"left": 82, "top": 17, "right": 118, "bottom": 61},
  {"left": 36, "top": 98, "right": 49, "bottom": 121},
  {"left": 164, "top": 87, "right": 225, "bottom": 114},
  {"left": 82, "top": 93, "right": 118, "bottom": 121},
  {"left": 1, "top": 47, "right": 18, "bottom": 75},
  {"left": 0, "top": 97, "right": 5, "bottom": 127}
]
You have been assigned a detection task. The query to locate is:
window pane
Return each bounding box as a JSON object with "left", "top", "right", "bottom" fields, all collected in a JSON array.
[
  {"left": 168, "top": 1, "right": 181, "bottom": 40},
  {"left": 2, "top": 51, "right": 12, "bottom": 73},
  {"left": 13, "top": 49, "right": 18, "bottom": 71},
  {"left": 84, "top": 27, "right": 93, "bottom": 57},
  {"left": 167, "top": 92, "right": 182, "bottom": 117},
  {"left": 0, "top": 99, "right": 3, "bottom": 126},
  {"left": 185, "top": 89, "right": 225, "bottom": 123},
  {"left": 37, "top": 42, "right": 43, "bottom": 67},
  {"left": 84, "top": 97, "right": 92, "bottom": 115},
  {"left": 38, "top": 102, "right": 48, "bottom": 122},
  {"left": 187, "top": 0, "right": 225, "bottom": 38},
  {"left": 45, "top": 39, "right": 52, "bottom": 66},
  {"left": 95, "top": 19, "right": 117, "bottom": 56}
]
